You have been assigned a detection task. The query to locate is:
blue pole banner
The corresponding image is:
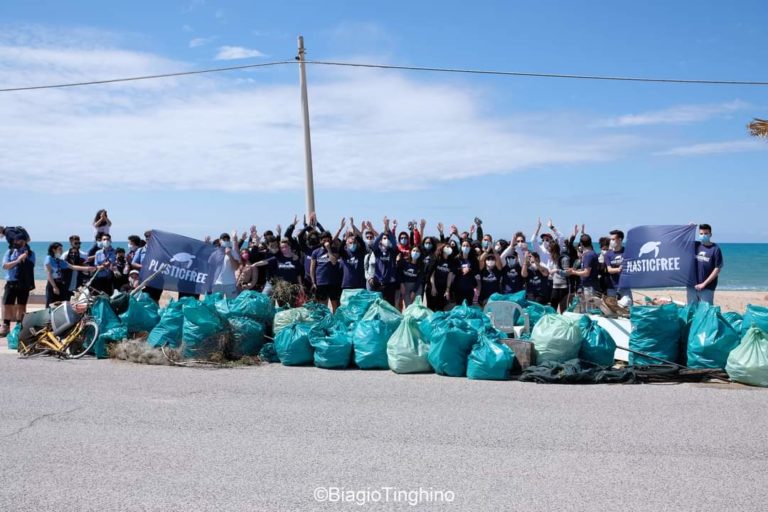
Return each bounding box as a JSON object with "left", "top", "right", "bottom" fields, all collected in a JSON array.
[
  {"left": 619, "top": 225, "right": 697, "bottom": 289},
  {"left": 138, "top": 230, "right": 219, "bottom": 294}
]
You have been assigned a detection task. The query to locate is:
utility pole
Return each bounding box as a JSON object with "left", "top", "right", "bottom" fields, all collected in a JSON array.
[{"left": 297, "top": 35, "right": 316, "bottom": 217}]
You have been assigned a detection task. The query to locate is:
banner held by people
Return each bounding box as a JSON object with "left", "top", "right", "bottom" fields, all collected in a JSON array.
[
  {"left": 619, "top": 224, "right": 696, "bottom": 289},
  {"left": 139, "top": 230, "right": 219, "bottom": 294}
]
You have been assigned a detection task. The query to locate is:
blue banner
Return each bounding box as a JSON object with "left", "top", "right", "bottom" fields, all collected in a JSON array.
[
  {"left": 619, "top": 225, "right": 697, "bottom": 289},
  {"left": 138, "top": 230, "right": 219, "bottom": 294}
]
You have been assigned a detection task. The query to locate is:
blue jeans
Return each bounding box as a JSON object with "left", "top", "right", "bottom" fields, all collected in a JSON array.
[
  {"left": 686, "top": 287, "right": 714, "bottom": 305},
  {"left": 606, "top": 288, "right": 633, "bottom": 301}
]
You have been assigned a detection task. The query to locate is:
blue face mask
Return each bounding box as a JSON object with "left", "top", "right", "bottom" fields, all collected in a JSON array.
[
  {"left": 461, "top": 247, "right": 470, "bottom": 256},
  {"left": 411, "top": 251, "right": 420, "bottom": 260},
  {"left": 699, "top": 234, "right": 711, "bottom": 244},
  {"left": 482, "top": 240, "right": 489, "bottom": 249},
  {"left": 424, "top": 243, "right": 433, "bottom": 251},
  {"left": 348, "top": 243, "right": 357, "bottom": 252}
]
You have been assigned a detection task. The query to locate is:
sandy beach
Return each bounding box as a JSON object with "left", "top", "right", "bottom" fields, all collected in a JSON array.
[{"left": 1, "top": 280, "right": 766, "bottom": 314}]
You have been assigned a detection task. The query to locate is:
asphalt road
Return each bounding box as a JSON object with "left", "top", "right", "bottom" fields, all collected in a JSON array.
[{"left": 2, "top": 354, "right": 768, "bottom": 511}]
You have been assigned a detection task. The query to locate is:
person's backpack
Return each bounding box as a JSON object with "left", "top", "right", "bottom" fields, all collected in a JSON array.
[{"left": 2, "top": 226, "right": 30, "bottom": 247}]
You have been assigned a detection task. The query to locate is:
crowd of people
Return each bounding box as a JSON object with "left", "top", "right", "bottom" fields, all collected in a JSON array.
[{"left": 0, "top": 210, "right": 724, "bottom": 337}]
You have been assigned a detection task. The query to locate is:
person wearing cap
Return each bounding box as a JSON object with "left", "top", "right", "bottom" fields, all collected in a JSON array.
[
  {"left": 208, "top": 231, "right": 241, "bottom": 298},
  {"left": 310, "top": 230, "right": 341, "bottom": 311}
]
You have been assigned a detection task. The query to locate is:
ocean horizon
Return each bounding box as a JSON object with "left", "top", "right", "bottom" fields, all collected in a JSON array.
[{"left": 6, "top": 241, "right": 768, "bottom": 292}]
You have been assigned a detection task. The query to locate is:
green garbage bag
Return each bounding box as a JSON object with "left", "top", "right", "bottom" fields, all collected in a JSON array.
[
  {"left": 448, "top": 301, "right": 491, "bottom": 333},
  {"left": 258, "top": 342, "right": 280, "bottom": 363},
  {"left": 403, "top": 296, "right": 433, "bottom": 321},
  {"left": 310, "top": 330, "right": 353, "bottom": 369},
  {"left": 228, "top": 290, "right": 274, "bottom": 323},
  {"left": 7, "top": 323, "right": 21, "bottom": 351},
  {"left": 91, "top": 296, "right": 128, "bottom": 359},
  {"left": 387, "top": 316, "right": 432, "bottom": 374},
  {"left": 467, "top": 334, "right": 515, "bottom": 380},
  {"left": 742, "top": 304, "right": 768, "bottom": 336},
  {"left": 562, "top": 312, "right": 593, "bottom": 340},
  {"left": 723, "top": 312, "right": 743, "bottom": 335},
  {"left": 119, "top": 292, "right": 161, "bottom": 334},
  {"left": 579, "top": 322, "right": 616, "bottom": 367},
  {"left": 428, "top": 319, "right": 477, "bottom": 377},
  {"left": 362, "top": 298, "right": 402, "bottom": 329},
  {"left": 147, "top": 298, "right": 190, "bottom": 348},
  {"left": 628, "top": 304, "right": 681, "bottom": 366},
  {"left": 726, "top": 327, "right": 768, "bottom": 387},
  {"left": 228, "top": 315, "right": 265, "bottom": 358},
  {"left": 181, "top": 301, "right": 227, "bottom": 359},
  {"left": 531, "top": 314, "right": 583, "bottom": 364},
  {"left": 353, "top": 319, "right": 398, "bottom": 369},
  {"left": 274, "top": 323, "right": 314, "bottom": 366},
  {"left": 687, "top": 303, "right": 740, "bottom": 369}
]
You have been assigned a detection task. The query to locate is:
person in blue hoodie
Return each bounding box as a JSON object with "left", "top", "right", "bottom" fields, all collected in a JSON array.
[
  {"left": 687, "top": 223, "right": 724, "bottom": 305},
  {"left": 371, "top": 217, "right": 399, "bottom": 306}
]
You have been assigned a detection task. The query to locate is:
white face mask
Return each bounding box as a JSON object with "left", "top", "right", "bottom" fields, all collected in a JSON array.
[
  {"left": 442, "top": 247, "right": 452, "bottom": 257},
  {"left": 220, "top": 241, "right": 232, "bottom": 249},
  {"left": 381, "top": 238, "right": 390, "bottom": 248},
  {"left": 609, "top": 240, "right": 618, "bottom": 251}
]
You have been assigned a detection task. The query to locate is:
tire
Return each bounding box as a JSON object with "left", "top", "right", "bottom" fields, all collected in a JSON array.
[{"left": 66, "top": 321, "right": 99, "bottom": 359}]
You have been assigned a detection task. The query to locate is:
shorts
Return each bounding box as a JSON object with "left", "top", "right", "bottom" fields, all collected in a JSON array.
[
  {"left": 3, "top": 282, "right": 30, "bottom": 306},
  {"left": 315, "top": 284, "right": 342, "bottom": 302}
]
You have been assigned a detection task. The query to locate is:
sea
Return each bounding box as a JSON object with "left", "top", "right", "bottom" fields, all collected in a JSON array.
[{"left": 9, "top": 242, "right": 768, "bottom": 291}]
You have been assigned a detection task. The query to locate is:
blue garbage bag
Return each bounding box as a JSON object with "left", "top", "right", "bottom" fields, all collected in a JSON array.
[
  {"left": 274, "top": 322, "right": 314, "bottom": 366},
  {"left": 311, "top": 330, "right": 353, "bottom": 369},
  {"left": 628, "top": 304, "right": 681, "bottom": 366},
  {"left": 742, "top": 304, "right": 768, "bottom": 336},
  {"left": 427, "top": 319, "right": 478, "bottom": 377},
  {"left": 119, "top": 292, "right": 161, "bottom": 334},
  {"left": 722, "top": 312, "right": 743, "bottom": 335},
  {"left": 91, "top": 296, "right": 128, "bottom": 359},
  {"left": 447, "top": 301, "right": 491, "bottom": 333},
  {"left": 467, "top": 334, "right": 515, "bottom": 380},
  {"left": 353, "top": 319, "right": 399, "bottom": 369},
  {"left": 579, "top": 321, "right": 616, "bottom": 367},
  {"left": 687, "top": 303, "right": 740, "bottom": 369},
  {"left": 181, "top": 301, "right": 227, "bottom": 359},
  {"left": 7, "top": 323, "right": 21, "bottom": 351},
  {"left": 228, "top": 290, "right": 274, "bottom": 324},
  {"left": 228, "top": 315, "right": 265, "bottom": 358},
  {"left": 362, "top": 298, "right": 402, "bottom": 330},
  {"left": 258, "top": 342, "right": 280, "bottom": 363},
  {"left": 147, "top": 298, "right": 191, "bottom": 348}
]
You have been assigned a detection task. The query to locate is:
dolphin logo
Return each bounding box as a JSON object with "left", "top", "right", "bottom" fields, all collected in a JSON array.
[
  {"left": 638, "top": 241, "right": 661, "bottom": 259},
  {"left": 169, "top": 252, "right": 196, "bottom": 269}
]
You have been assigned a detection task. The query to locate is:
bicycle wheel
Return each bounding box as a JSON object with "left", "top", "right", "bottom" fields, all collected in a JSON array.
[
  {"left": 66, "top": 321, "right": 100, "bottom": 359},
  {"left": 18, "top": 338, "right": 50, "bottom": 358}
]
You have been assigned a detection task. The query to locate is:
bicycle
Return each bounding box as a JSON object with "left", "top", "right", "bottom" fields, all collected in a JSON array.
[{"left": 17, "top": 274, "right": 102, "bottom": 359}]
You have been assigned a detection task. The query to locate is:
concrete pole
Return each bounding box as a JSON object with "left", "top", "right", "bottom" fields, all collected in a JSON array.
[{"left": 297, "top": 35, "right": 316, "bottom": 217}]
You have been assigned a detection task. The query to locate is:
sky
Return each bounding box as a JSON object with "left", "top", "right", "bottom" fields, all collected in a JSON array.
[{"left": 1, "top": 0, "right": 766, "bottom": 242}]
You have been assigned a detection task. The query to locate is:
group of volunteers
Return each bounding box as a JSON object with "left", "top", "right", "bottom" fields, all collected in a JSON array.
[{"left": 0, "top": 210, "right": 724, "bottom": 337}]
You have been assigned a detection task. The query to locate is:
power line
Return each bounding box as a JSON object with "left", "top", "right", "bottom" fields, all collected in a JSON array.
[
  {"left": 1, "top": 58, "right": 767, "bottom": 93},
  {"left": 0, "top": 60, "right": 296, "bottom": 92},
  {"left": 305, "top": 60, "right": 768, "bottom": 86}
]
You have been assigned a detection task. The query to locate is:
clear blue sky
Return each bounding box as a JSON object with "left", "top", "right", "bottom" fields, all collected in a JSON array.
[{"left": 1, "top": 0, "right": 766, "bottom": 242}]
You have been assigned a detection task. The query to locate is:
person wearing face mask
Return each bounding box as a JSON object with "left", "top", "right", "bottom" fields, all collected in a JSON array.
[
  {"left": 522, "top": 252, "right": 550, "bottom": 304},
  {"left": 687, "top": 223, "right": 723, "bottom": 305},
  {"left": 447, "top": 240, "right": 480, "bottom": 306},
  {"left": 63, "top": 235, "right": 89, "bottom": 293},
  {"left": 44, "top": 242, "right": 95, "bottom": 307},
  {"left": 1, "top": 238, "right": 36, "bottom": 337},
  {"left": 478, "top": 245, "right": 503, "bottom": 307},
  {"left": 604, "top": 229, "right": 632, "bottom": 301},
  {"left": 397, "top": 247, "right": 424, "bottom": 309},
  {"left": 371, "top": 217, "right": 399, "bottom": 306},
  {"left": 252, "top": 237, "right": 304, "bottom": 295},
  {"left": 499, "top": 236, "right": 526, "bottom": 294},
  {"left": 340, "top": 222, "right": 367, "bottom": 291},
  {"left": 208, "top": 231, "right": 241, "bottom": 298},
  {"left": 427, "top": 243, "right": 455, "bottom": 311},
  {"left": 549, "top": 240, "right": 572, "bottom": 313},
  {"left": 93, "top": 234, "right": 117, "bottom": 295},
  {"left": 566, "top": 234, "right": 600, "bottom": 300},
  {"left": 310, "top": 231, "right": 342, "bottom": 311},
  {"left": 236, "top": 249, "right": 259, "bottom": 292}
]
